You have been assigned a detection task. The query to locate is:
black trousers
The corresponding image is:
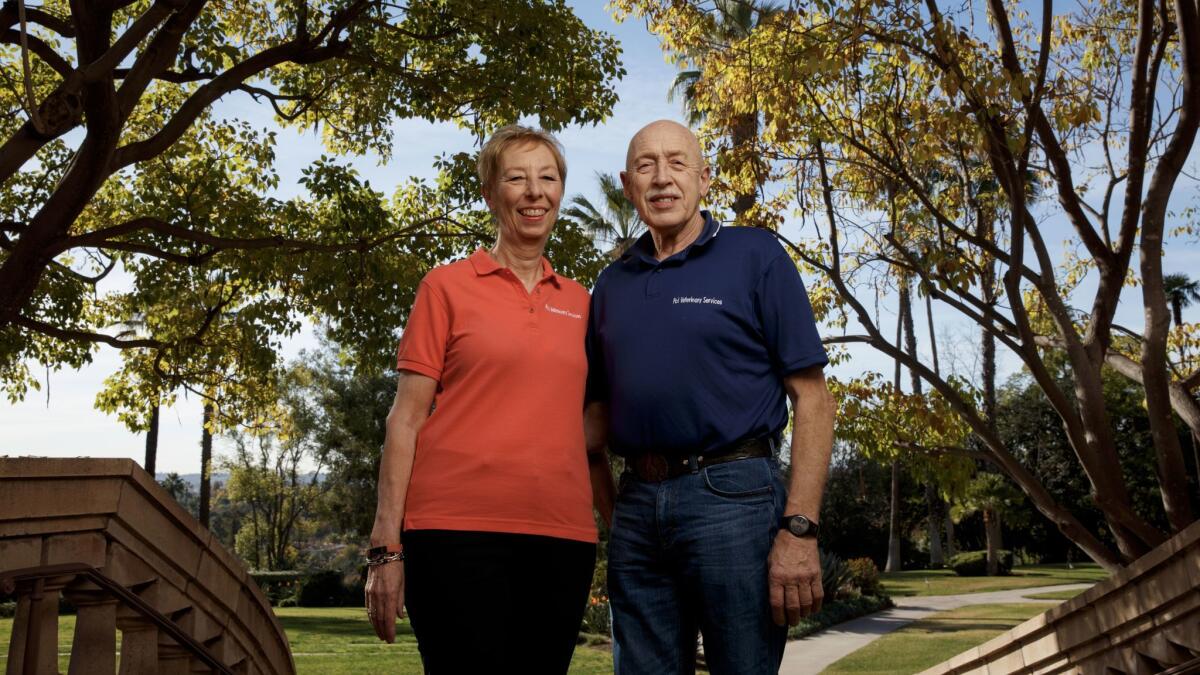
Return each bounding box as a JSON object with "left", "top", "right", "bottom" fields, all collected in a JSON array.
[{"left": 403, "top": 529, "right": 596, "bottom": 675}]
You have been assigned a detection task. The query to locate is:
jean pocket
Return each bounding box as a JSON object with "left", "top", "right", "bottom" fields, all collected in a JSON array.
[{"left": 701, "top": 459, "right": 774, "bottom": 501}]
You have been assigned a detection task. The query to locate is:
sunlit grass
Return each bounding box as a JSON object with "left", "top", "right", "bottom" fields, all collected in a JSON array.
[
  {"left": 880, "top": 563, "right": 1107, "bottom": 597},
  {"left": 822, "top": 603, "right": 1049, "bottom": 674}
]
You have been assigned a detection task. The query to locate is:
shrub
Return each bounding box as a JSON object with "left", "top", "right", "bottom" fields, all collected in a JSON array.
[
  {"left": 820, "top": 550, "right": 853, "bottom": 599},
  {"left": 787, "top": 594, "right": 895, "bottom": 639},
  {"left": 297, "top": 570, "right": 354, "bottom": 607},
  {"left": 949, "top": 550, "right": 1013, "bottom": 576},
  {"left": 250, "top": 570, "right": 306, "bottom": 605},
  {"left": 846, "top": 557, "right": 883, "bottom": 596}
]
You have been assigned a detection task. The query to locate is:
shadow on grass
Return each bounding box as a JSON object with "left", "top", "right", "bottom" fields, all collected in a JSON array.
[
  {"left": 277, "top": 613, "right": 415, "bottom": 639},
  {"left": 916, "top": 619, "right": 1030, "bottom": 633}
]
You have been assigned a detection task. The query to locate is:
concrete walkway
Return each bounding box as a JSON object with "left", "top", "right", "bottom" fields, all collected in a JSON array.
[{"left": 778, "top": 583, "right": 1094, "bottom": 675}]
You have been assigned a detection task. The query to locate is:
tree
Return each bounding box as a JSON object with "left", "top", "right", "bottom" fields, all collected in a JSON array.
[
  {"left": 663, "top": 0, "right": 780, "bottom": 220},
  {"left": 100, "top": 311, "right": 167, "bottom": 474},
  {"left": 563, "top": 172, "right": 643, "bottom": 256},
  {"left": 615, "top": 0, "right": 1200, "bottom": 569},
  {"left": 222, "top": 427, "right": 325, "bottom": 571},
  {"left": 952, "top": 472, "right": 1028, "bottom": 575},
  {"left": 158, "top": 472, "right": 199, "bottom": 516},
  {"left": 0, "top": 1, "right": 624, "bottom": 419},
  {"left": 1165, "top": 274, "right": 1200, "bottom": 327}
]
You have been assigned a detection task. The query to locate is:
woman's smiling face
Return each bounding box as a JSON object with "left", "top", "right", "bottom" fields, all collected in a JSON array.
[{"left": 485, "top": 141, "right": 564, "bottom": 247}]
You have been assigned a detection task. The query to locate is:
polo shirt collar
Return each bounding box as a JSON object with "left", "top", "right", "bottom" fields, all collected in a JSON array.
[
  {"left": 468, "top": 248, "right": 561, "bottom": 286},
  {"left": 622, "top": 210, "right": 722, "bottom": 267}
]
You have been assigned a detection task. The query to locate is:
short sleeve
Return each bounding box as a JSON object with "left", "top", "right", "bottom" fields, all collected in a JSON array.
[
  {"left": 396, "top": 278, "right": 449, "bottom": 380},
  {"left": 584, "top": 287, "right": 609, "bottom": 404},
  {"left": 756, "top": 251, "right": 829, "bottom": 375}
]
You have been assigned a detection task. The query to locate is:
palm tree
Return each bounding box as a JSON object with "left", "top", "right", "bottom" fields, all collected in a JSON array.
[
  {"left": 952, "top": 472, "right": 1027, "bottom": 575},
  {"left": 667, "top": 0, "right": 781, "bottom": 219},
  {"left": 1164, "top": 273, "right": 1200, "bottom": 327},
  {"left": 563, "top": 172, "right": 643, "bottom": 257}
]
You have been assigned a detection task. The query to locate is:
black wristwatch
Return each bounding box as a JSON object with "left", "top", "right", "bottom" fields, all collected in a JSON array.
[{"left": 780, "top": 514, "right": 820, "bottom": 538}]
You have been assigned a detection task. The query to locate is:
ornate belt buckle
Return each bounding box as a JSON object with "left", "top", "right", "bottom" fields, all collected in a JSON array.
[{"left": 638, "top": 454, "right": 670, "bottom": 482}]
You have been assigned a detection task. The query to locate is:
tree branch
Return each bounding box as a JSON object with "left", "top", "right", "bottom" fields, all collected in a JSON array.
[
  {"left": 0, "top": 4, "right": 76, "bottom": 37},
  {"left": 0, "top": 28, "right": 72, "bottom": 76},
  {"left": 54, "top": 214, "right": 467, "bottom": 257}
]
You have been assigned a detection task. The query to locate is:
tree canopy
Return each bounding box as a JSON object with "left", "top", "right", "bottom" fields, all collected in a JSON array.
[
  {"left": 616, "top": 0, "right": 1200, "bottom": 568},
  {"left": 0, "top": 0, "right": 622, "bottom": 433}
]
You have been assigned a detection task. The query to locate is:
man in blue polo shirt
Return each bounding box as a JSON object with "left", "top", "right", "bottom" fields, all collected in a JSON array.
[{"left": 585, "top": 120, "right": 836, "bottom": 674}]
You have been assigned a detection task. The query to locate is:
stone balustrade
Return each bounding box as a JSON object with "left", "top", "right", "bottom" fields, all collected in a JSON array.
[
  {"left": 0, "top": 457, "right": 294, "bottom": 675},
  {"left": 921, "top": 519, "right": 1200, "bottom": 675}
]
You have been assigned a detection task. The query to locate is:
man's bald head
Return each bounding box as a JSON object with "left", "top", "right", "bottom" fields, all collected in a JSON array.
[
  {"left": 620, "top": 120, "right": 711, "bottom": 235},
  {"left": 625, "top": 120, "right": 704, "bottom": 171}
]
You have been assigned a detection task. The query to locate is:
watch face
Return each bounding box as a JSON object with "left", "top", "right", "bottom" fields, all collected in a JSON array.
[{"left": 787, "top": 516, "right": 811, "bottom": 537}]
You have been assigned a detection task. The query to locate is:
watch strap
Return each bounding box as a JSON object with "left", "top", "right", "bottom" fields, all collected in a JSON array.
[{"left": 366, "top": 543, "right": 404, "bottom": 558}]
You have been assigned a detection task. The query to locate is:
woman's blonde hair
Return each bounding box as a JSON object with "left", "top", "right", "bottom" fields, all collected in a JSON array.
[{"left": 477, "top": 125, "right": 567, "bottom": 193}]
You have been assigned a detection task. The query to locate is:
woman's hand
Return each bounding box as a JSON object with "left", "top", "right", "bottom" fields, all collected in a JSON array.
[{"left": 365, "top": 560, "right": 406, "bottom": 643}]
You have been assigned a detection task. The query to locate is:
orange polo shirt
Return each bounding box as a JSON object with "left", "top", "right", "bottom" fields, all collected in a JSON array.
[{"left": 396, "top": 249, "right": 596, "bottom": 543}]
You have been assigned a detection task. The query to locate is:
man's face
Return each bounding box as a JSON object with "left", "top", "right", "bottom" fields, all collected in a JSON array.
[{"left": 621, "top": 122, "right": 711, "bottom": 233}]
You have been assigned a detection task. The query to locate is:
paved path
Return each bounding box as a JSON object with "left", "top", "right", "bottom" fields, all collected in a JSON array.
[{"left": 778, "top": 583, "right": 1094, "bottom": 675}]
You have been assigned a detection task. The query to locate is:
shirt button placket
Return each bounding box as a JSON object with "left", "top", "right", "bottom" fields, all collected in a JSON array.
[{"left": 647, "top": 266, "right": 663, "bottom": 298}]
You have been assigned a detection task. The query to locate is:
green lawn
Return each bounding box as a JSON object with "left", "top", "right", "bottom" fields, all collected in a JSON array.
[
  {"left": 0, "top": 607, "right": 613, "bottom": 674},
  {"left": 880, "top": 563, "right": 1107, "bottom": 597},
  {"left": 822, "top": 603, "right": 1049, "bottom": 674}
]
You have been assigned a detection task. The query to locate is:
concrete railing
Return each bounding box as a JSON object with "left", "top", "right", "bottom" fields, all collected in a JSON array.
[
  {"left": 0, "top": 457, "right": 294, "bottom": 675},
  {"left": 921, "top": 519, "right": 1200, "bottom": 675}
]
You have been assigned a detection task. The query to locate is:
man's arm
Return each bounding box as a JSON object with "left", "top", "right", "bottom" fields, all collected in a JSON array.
[
  {"left": 585, "top": 401, "right": 616, "bottom": 529},
  {"left": 767, "top": 365, "right": 836, "bottom": 626}
]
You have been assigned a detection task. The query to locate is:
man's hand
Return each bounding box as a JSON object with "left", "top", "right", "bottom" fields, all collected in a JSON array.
[
  {"left": 767, "top": 532, "right": 823, "bottom": 626},
  {"left": 365, "top": 561, "right": 406, "bottom": 643}
]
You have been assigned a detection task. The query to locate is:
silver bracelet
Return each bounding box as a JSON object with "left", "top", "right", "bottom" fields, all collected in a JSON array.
[{"left": 365, "top": 551, "right": 405, "bottom": 567}]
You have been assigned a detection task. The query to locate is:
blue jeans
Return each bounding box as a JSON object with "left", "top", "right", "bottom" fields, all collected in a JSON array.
[{"left": 608, "top": 457, "right": 788, "bottom": 675}]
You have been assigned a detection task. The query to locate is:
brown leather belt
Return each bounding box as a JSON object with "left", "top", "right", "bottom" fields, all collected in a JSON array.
[{"left": 627, "top": 436, "right": 777, "bottom": 483}]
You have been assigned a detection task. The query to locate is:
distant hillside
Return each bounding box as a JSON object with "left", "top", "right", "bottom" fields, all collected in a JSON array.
[
  {"left": 154, "top": 472, "right": 321, "bottom": 491},
  {"left": 155, "top": 472, "right": 230, "bottom": 491}
]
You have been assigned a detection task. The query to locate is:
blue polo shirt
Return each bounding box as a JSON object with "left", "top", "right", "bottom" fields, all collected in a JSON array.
[{"left": 586, "top": 211, "right": 828, "bottom": 457}]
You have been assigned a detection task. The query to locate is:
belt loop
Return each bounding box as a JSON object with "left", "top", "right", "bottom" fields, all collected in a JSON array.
[
  {"left": 688, "top": 455, "right": 700, "bottom": 474},
  {"left": 769, "top": 435, "right": 779, "bottom": 455}
]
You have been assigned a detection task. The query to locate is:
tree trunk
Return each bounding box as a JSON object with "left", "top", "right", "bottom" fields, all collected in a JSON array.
[
  {"left": 144, "top": 404, "right": 159, "bottom": 477},
  {"left": 927, "top": 484, "right": 944, "bottom": 566},
  {"left": 199, "top": 402, "right": 213, "bottom": 528},
  {"left": 885, "top": 460, "right": 902, "bottom": 572},
  {"left": 1172, "top": 297, "right": 1183, "bottom": 327},
  {"left": 944, "top": 509, "right": 956, "bottom": 558},
  {"left": 983, "top": 507, "right": 1002, "bottom": 576},
  {"left": 1141, "top": 240, "right": 1197, "bottom": 531},
  {"left": 729, "top": 112, "right": 760, "bottom": 219},
  {"left": 900, "top": 277, "right": 944, "bottom": 566}
]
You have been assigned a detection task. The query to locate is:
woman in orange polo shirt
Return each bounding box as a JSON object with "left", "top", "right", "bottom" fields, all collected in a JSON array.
[{"left": 363, "top": 125, "right": 612, "bottom": 673}]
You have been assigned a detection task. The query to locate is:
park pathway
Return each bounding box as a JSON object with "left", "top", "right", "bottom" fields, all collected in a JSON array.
[{"left": 777, "top": 583, "right": 1094, "bottom": 675}]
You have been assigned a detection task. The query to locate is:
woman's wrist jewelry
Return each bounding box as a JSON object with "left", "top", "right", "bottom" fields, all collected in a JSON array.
[
  {"left": 365, "top": 543, "right": 404, "bottom": 566},
  {"left": 365, "top": 551, "right": 405, "bottom": 566}
]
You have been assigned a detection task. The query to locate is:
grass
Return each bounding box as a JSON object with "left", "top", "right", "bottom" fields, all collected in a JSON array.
[
  {"left": 880, "top": 563, "right": 1107, "bottom": 597},
  {"left": 0, "top": 607, "right": 614, "bottom": 674},
  {"left": 822, "top": 603, "right": 1050, "bottom": 674}
]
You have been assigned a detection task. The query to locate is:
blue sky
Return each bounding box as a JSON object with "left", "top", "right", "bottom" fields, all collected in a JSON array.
[{"left": 2, "top": 2, "right": 1199, "bottom": 475}]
